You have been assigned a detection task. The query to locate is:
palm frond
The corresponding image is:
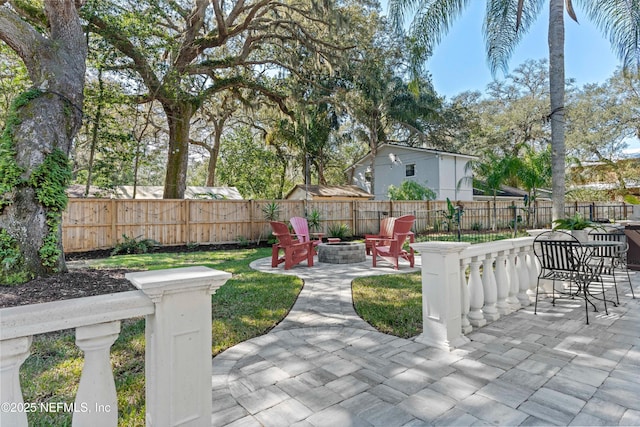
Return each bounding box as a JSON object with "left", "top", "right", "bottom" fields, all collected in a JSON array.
[
  {"left": 484, "top": 0, "right": 545, "bottom": 77},
  {"left": 394, "top": 0, "right": 471, "bottom": 61},
  {"left": 580, "top": 0, "right": 640, "bottom": 73}
]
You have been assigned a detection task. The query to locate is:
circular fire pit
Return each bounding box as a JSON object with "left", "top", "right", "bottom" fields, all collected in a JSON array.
[{"left": 318, "top": 242, "right": 366, "bottom": 264}]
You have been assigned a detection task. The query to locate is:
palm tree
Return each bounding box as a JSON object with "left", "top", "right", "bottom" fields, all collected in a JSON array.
[
  {"left": 516, "top": 145, "right": 552, "bottom": 227},
  {"left": 389, "top": 0, "right": 640, "bottom": 221},
  {"left": 471, "top": 152, "right": 520, "bottom": 230}
]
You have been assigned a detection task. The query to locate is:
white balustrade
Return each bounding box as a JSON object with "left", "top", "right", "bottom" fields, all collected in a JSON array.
[
  {"left": 412, "top": 236, "right": 536, "bottom": 350},
  {"left": 0, "top": 266, "right": 231, "bottom": 427}
]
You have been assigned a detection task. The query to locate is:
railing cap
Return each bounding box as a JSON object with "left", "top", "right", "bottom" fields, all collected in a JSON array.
[
  {"left": 126, "top": 266, "right": 232, "bottom": 301},
  {"left": 411, "top": 241, "right": 470, "bottom": 254},
  {"left": 0, "top": 291, "right": 153, "bottom": 340}
]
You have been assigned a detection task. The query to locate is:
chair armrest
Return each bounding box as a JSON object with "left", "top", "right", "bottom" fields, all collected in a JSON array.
[
  {"left": 364, "top": 233, "right": 382, "bottom": 239},
  {"left": 367, "top": 238, "right": 391, "bottom": 249}
]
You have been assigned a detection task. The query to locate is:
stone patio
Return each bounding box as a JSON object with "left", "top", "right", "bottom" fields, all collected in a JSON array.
[{"left": 210, "top": 256, "right": 640, "bottom": 426}]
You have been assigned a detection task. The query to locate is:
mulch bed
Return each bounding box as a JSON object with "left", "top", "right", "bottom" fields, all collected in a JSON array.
[
  {"left": 0, "top": 269, "right": 137, "bottom": 308},
  {"left": 0, "top": 242, "right": 268, "bottom": 308}
]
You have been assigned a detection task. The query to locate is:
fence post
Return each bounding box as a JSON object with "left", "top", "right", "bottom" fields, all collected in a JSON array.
[
  {"left": 126, "top": 266, "right": 232, "bottom": 427},
  {"left": 184, "top": 200, "right": 190, "bottom": 245},
  {"left": 411, "top": 241, "right": 471, "bottom": 351},
  {"left": 110, "top": 199, "right": 117, "bottom": 249}
]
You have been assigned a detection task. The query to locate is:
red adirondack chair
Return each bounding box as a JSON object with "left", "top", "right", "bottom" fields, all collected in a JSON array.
[
  {"left": 369, "top": 215, "right": 416, "bottom": 269},
  {"left": 364, "top": 216, "right": 396, "bottom": 255},
  {"left": 270, "top": 221, "right": 314, "bottom": 270},
  {"left": 290, "top": 216, "right": 324, "bottom": 254}
]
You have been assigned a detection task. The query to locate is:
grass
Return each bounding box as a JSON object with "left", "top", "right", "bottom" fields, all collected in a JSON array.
[
  {"left": 21, "top": 247, "right": 302, "bottom": 426},
  {"left": 18, "top": 246, "right": 427, "bottom": 425},
  {"left": 352, "top": 273, "right": 423, "bottom": 338},
  {"left": 19, "top": 235, "right": 518, "bottom": 425}
]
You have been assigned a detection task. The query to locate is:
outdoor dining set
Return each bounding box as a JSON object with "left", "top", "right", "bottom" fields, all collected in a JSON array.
[{"left": 533, "top": 227, "right": 635, "bottom": 324}]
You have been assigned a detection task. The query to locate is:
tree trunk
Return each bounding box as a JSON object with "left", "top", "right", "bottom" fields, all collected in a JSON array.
[
  {"left": 368, "top": 113, "right": 379, "bottom": 198},
  {"left": 206, "top": 121, "right": 223, "bottom": 187},
  {"left": 548, "top": 0, "right": 566, "bottom": 221},
  {"left": 163, "top": 102, "right": 194, "bottom": 199},
  {"left": 0, "top": 1, "right": 86, "bottom": 282},
  {"left": 85, "top": 67, "right": 104, "bottom": 197}
]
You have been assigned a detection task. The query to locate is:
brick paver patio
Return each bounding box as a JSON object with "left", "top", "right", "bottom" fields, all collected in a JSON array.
[{"left": 211, "top": 256, "right": 640, "bottom": 426}]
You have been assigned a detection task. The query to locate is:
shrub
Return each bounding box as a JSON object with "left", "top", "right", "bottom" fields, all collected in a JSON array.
[
  {"left": 327, "top": 223, "right": 351, "bottom": 239},
  {"left": 111, "top": 234, "right": 159, "bottom": 256},
  {"left": 307, "top": 209, "right": 321, "bottom": 231},
  {"left": 552, "top": 213, "right": 596, "bottom": 231}
]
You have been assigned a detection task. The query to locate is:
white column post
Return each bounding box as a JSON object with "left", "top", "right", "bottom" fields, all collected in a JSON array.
[
  {"left": 411, "top": 242, "right": 471, "bottom": 351},
  {"left": 126, "top": 266, "right": 231, "bottom": 427},
  {"left": 73, "top": 321, "right": 120, "bottom": 427},
  {"left": 0, "top": 336, "right": 32, "bottom": 427}
]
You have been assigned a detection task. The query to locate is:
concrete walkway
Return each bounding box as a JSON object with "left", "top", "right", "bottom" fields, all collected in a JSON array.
[{"left": 211, "top": 256, "right": 640, "bottom": 427}]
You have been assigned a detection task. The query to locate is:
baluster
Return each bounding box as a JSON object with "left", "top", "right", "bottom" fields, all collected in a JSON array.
[
  {"left": 517, "top": 249, "right": 532, "bottom": 306},
  {"left": 460, "top": 259, "right": 472, "bottom": 334},
  {"left": 506, "top": 251, "right": 521, "bottom": 310},
  {"left": 73, "top": 321, "right": 120, "bottom": 427},
  {"left": 494, "top": 252, "right": 511, "bottom": 315},
  {"left": 526, "top": 245, "right": 539, "bottom": 299},
  {"left": 467, "top": 259, "right": 487, "bottom": 328},
  {"left": 0, "top": 337, "right": 32, "bottom": 427},
  {"left": 482, "top": 255, "right": 500, "bottom": 322}
]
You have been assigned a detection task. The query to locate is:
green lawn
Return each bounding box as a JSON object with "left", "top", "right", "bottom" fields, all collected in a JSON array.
[
  {"left": 19, "top": 247, "right": 423, "bottom": 426},
  {"left": 22, "top": 247, "right": 302, "bottom": 426},
  {"left": 352, "top": 273, "right": 422, "bottom": 338}
]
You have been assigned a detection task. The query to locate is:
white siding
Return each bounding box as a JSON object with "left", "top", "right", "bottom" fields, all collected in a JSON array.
[{"left": 350, "top": 145, "right": 473, "bottom": 201}]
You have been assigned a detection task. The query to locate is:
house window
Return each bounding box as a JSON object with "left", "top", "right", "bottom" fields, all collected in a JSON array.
[
  {"left": 405, "top": 164, "right": 415, "bottom": 177},
  {"left": 365, "top": 169, "right": 372, "bottom": 182}
]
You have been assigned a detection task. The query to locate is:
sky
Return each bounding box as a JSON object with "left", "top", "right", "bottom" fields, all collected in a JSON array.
[
  {"left": 379, "top": 1, "right": 621, "bottom": 98},
  {"left": 378, "top": 1, "right": 639, "bottom": 154}
]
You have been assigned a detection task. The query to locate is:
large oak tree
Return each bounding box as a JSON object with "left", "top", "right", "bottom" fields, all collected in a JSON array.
[
  {"left": 0, "top": 0, "right": 87, "bottom": 282},
  {"left": 83, "top": 0, "right": 350, "bottom": 199}
]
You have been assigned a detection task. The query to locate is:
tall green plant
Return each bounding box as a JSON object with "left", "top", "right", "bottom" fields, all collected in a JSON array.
[
  {"left": 262, "top": 201, "right": 280, "bottom": 222},
  {"left": 258, "top": 201, "right": 280, "bottom": 245},
  {"left": 307, "top": 209, "right": 321, "bottom": 232}
]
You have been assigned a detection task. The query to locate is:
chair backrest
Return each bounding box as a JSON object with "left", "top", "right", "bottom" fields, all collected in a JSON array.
[
  {"left": 289, "top": 216, "right": 310, "bottom": 242},
  {"left": 392, "top": 215, "right": 415, "bottom": 247},
  {"left": 588, "top": 229, "right": 627, "bottom": 258},
  {"left": 533, "top": 231, "right": 582, "bottom": 273},
  {"left": 270, "top": 221, "right": 296, "bottom": 246},
  {"left": 379, "top": 217, "right": 395, "bottom": 238}
]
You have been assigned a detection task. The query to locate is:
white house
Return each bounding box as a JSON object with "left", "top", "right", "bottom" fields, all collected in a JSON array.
[{"left": 345, "top": 143, "right": 477, "bottom": 201}]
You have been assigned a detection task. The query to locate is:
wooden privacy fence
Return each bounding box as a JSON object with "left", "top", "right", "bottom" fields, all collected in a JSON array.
[{"left": 61, "top": 198, "right": 633, "bottom": 253}]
